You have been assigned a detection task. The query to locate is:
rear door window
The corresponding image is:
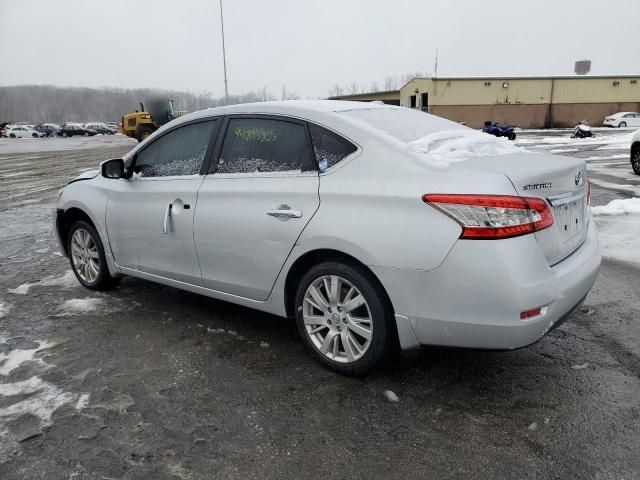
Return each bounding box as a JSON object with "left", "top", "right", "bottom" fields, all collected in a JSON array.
[
  {"left": 308, "top": 123, "right": 357, "bottom": 171},
  {"left": 134, "top": 120, "right": 218, "bottom": 177},
  {"left": 214, "top": 117, "right": 312, "bottom": 174}
]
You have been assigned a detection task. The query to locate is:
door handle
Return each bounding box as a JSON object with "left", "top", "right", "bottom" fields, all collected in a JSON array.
[
  {"left": 162, "top": 202, "right": 172, "bottom": 234},
  {"left": 267, "top": 207, "right": 302, "bottom": 219}
]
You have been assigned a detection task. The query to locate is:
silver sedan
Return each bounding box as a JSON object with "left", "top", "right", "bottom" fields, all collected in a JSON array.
[{"left": 54, "top": 101, "right": 601, "bottom": 375}]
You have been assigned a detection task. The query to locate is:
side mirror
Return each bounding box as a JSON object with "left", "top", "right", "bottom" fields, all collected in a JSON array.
[{"left": 101, "top": 158, "right": 125, "bottom": 179}]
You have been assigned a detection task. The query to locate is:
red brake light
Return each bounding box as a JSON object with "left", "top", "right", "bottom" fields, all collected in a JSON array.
[
  {"left": 520, "top": 307, "right": 542, "bottom": 320},
  {"left": 422, "top": 194, "right": 554, "bottom": 240}
]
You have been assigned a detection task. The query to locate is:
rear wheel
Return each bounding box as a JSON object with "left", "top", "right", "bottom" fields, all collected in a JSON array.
[
  {"left": 32, "top": 132, "right": 38, "bottom": 138},
  {"left": 138, "top": 128, "right": 154, "bottom": 142},
  {"left": 619, "top": 121, "right": 627, "bottom": 128},
  {"left": 508, "top": 131, "right": 516, "bottom": 140},
  {"left": 67, "top": 221, "right": 119, "bottom": 290},
  {"left": 83, "top": 132, "right": 89, "bottom": 136},
  {"left": 632, "top": 148, "right": 640, "bottom": 175},
  {"left": 9, "top": 133, "right": 15, "bottom": 138},
  {"left": 295, "top": 262, "right": 391, "bottom": 375},
  {"left": 62, "top": 132, "right": 68, "bottom": 137}
]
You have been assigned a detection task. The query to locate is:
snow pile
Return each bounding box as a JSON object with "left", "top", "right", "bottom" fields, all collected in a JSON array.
[
  {"left": 55, "top": 298, "right": 104, "bottom": 316},
  {"left": 0, "top": 339, "right": 56, "bottom": 376},
  {"left": 409, "top": 130, "right": 523, "bottom": 168},
  {"left": 384, "top": 390, "right": 400, "bottom": 403},
  {"left": 592, "top": 198, "right": 640, "bottom": 265},
  {"left": 0, "top": 303, "right": 9, "bottom": 318},
  {"left": 0, "top": 338, "right": 88, "bottom": 455},
  {"left": 8, "top": 270, "right": 79, "bottom": 295},
  {"left": 591, "top": 197, "right": 640, "bottom": 216}
]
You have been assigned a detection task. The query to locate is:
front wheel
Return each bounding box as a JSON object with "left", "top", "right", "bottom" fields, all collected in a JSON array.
[
  {"left": 9, "top": 133, "right": 16, "bottom": 138},
  {"left": 83, "top": 132, "right": 89, "bottom": 136},
  {"left": 508, "top": 131, "right": 516, "bottom": 141},
  {"left": 619, "top": 122, "right": 627, "bottom": 128},
  {"left": 67, "top": 221, "right": 119, "bottom": 290},
  {"left": 295, "top": 262, "right": 392, "bottom": 375},
  {"left": 632, "top": 149, "right": 640, "bottom": 175}
]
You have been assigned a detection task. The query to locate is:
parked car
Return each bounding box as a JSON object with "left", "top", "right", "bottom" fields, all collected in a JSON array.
[
  {"left": 58, "top": 124, "right": 97, "bottom": 137},
  {"left": 34, "top": 123, "right": 60, "bottom": 137},
  {"left": 106, "top": 122, "right": 119, "bottom": 130},
  {"left": 85, "top": 123, "right": 116, "bottom": 135},
  {"left": 603, "top": 112, "right": 640, "bottom": 128},
  {"left": 482, "top": 121, "right": 517, "bottom": 140},
  {"left": 54, "top": 101, "right": 601, "bottom": 375},
  {"left": 631, "top": 129, "right": 640, "bottom": 175},
  {"left": 5, "top": 126, "right": 44, "bottom": 138}
]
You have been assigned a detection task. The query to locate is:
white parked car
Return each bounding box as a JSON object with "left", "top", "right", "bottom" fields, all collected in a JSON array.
[
  {"left": 631, "top": 130, "right": 640, "bottom": 175},
  {"left": 54, "top": 101, "right": 601, "bottom": 374},
  {"left": 5, "top": 126, "right": 45, "bottom": 138},
  {"left": 603, "top": 112, "right": 640, "bottom": 128}
]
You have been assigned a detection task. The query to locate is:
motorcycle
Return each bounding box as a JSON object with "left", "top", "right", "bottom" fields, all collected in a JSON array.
[
  {"left": 571, "top": 121, "right": 593, "bottom": 139},
  {"left": 482, "top": 121, "right": 517, "bottom": 141}
]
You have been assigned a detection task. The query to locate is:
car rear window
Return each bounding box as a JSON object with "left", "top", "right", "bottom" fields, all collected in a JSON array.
[
  {"left": 340, "top": 107, "right": 466, "bottom": 143},
  {"left": 309, "top": 124, "right": 357, "bottom": 171}
]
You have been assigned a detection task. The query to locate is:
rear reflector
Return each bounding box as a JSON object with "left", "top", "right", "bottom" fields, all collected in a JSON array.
[
  {"left": 422, "top": 194, "right": 554, "bottom": 240},
  {"left": 520, "top": 307, "right": 542, "bottom": 320}
]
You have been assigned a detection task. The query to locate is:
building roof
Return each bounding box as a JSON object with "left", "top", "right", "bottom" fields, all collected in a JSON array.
[{"left": 327, "top": 89, "right": 400, "bottom": 100}]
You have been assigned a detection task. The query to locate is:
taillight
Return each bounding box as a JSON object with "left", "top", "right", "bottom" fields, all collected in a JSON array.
[{"left": 422, "top": 194, "right": 554, "bottom": 239}]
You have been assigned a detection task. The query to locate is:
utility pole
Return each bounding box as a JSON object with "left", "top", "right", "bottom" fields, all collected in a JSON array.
[{"left": 219, "top": 0, "right": 229, "bottom": 100}]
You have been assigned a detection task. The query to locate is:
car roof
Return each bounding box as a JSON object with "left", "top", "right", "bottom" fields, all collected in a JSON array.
[{"left": 175, "top": 100, "right": 394, "bottom": 124}]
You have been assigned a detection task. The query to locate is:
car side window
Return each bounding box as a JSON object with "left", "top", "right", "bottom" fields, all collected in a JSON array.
[
  {"left": 134, "top": 120, "right": 218, "bottom": 177},
  {"left": 308, "top": 123, "right": 357, "bottom": 171},
  {"left": 214, "top": 118, "right": 311, "bottom": 174}
]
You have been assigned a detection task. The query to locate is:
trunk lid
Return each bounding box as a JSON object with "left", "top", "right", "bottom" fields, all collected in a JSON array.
[{"left": 455, "top": 152, "right": 589, "bottom": 265}]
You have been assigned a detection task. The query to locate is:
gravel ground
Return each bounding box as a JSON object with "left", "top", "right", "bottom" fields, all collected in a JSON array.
[{"left": 0, "top": 132, "right": 639, "bottom": 479}]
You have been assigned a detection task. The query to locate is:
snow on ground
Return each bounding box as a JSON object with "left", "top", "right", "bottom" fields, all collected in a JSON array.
[
  {"left": 0, "top": 339, "right": 56, "bottom": 376},
  {"left": 593, "top": 198, "right": 640, "bottom": 265},
  {"left": 54, "top": 298, "right": 104, "bottom": 316},
  {"left": 592, "top": 197, "right": 640, "bottom": 215},
  {"left": 0, "top": 302, "right": 9, "bottom": 318},
  {"left": 515, "top": 131, "right": 635, "bottom": 149},
  {"left": 8, "top": 270, "right": 78, "bottom": 295},
  {"left": 0, "top": 338, "right": 88, "bottom": 455}
]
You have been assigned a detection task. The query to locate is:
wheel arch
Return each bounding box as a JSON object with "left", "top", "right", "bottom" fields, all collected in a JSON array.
[
  {"left": 56, "top": 207, "right": 96, "bottom": 256},
  {"left": 631, "top": 141, "right": 640, "bottom": 156}
]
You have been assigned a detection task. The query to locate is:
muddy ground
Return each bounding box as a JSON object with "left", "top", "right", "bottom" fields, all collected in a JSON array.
[{"left": 0, "top": 132, "right": 639, "bottom": 479}]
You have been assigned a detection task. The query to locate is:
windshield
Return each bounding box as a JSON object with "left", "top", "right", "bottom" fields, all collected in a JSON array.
[{"left": 340, "top": 107, "right": 467, "bottom": 143}]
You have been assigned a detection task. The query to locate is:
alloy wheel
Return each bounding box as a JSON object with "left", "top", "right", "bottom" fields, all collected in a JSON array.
[
  {"left": 71, "top": 228, "right": 100, "bottom": 283},
  {"left": 302, "top": 275, "right": 373, "bottom": 363}
]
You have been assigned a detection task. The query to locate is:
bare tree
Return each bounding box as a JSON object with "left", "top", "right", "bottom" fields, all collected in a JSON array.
[
  {"left": 329, "top": 84, "right": 344, "bottom": 97},
  {"left": 348, "top": 82, "right": 360, "bottom": 95}
]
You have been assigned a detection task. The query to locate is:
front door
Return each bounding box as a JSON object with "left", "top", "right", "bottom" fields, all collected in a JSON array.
[
  {"left": 194, "top": 115, "right": 320, "bottom": 300},
  {"left": 106, "top": 119, "right": 220, "bottom": 285}
]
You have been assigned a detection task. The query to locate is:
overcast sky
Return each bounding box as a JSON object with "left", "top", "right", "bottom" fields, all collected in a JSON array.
[{"left": 1, "top": 0, "right": 639, "bottom": 99}]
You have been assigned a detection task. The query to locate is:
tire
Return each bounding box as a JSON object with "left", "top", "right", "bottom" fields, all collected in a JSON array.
[
  {"left": 83, "top": 132, "right": 89, "bottom": 136},
  {"left": 67, "top": 220, "right": 119, "bottom": 290},
  {"left": 294, "top": 261, "right": 392, "bottom": 375},
  {"left": 138, "top": 128, "right": 153, "bottom": 142},
  {"left": 62, "top": 132, "right": 68, "bottom": 137},
  {"left": 508, "top": 131, "right": 516, "bottom": 141},
  {"left": 619, "top": 122, "right": 627, "bottom": 128},
  {"left": 9, "top": 133, "right": 15, "bottom": 138},
  {"left": 632, "top": 148, "right": 640, "bottom": 176}
]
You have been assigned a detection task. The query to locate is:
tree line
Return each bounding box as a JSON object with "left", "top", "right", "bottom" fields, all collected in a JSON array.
[
  {"left": 328, "top": 72, "right": 430, "bottom": 97},
  {"left": 0, "top": 85, "right": 300, "bottom": 124}
]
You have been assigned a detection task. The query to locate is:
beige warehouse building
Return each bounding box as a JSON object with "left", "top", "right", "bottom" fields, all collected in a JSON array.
[{"left": 331, "top": 75, "right": 640, "bottom": 128}]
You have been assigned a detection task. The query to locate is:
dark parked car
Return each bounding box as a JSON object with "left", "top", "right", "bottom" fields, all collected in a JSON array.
[
  {"left": 34, "top": 124, "right": 60, "bottom": 137},
  {"left": 58, "top": 124, "right": 97, "bottom": 137},
  {"left": 85, "top": 123, "right": 116, "bottom": 135}
]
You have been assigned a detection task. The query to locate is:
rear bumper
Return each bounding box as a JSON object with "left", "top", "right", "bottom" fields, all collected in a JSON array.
[{"left": 372, "top": 219, "right": 601, "bottom": 350}]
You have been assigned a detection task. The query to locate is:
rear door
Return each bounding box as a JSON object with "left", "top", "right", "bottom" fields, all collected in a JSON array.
[
  {"left": 194, "top": 115, "right": 320, "bottom": 300},
  {"left": 106, "top": 118, "right": 220, "bottom": 284}
]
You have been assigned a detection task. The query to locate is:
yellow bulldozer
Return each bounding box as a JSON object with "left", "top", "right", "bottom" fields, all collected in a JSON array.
[{"left": 121, "top": 97, "right": 183, "bottom": 142}]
